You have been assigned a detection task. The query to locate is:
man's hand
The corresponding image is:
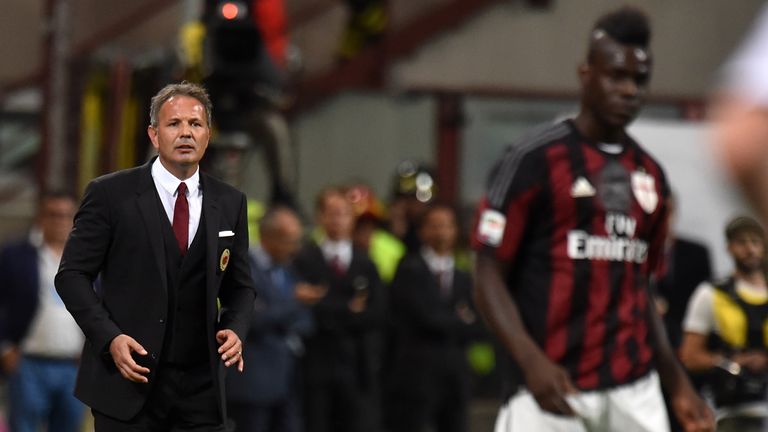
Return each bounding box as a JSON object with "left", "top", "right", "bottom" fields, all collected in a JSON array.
[
  {"left": 456, "top": 302, "right": 476, "bottom": 324},
  {"left": 0, "top": 345, "right": 20, "bottom": 375},
  {"left": 523, "top": 355, "right": 578, "bottom": 416},
  {"left": 732, "top": 350, "right": 768, "bottom": 374},
  {"left": 109, "top": 334, "right": 150, "bottom": 383},
  {"left": 670, "top": 383, "right": 715, "bottom": 432},
  {"left": 348, "top": 292, "right": 368, "bottom": 313},
  {"left": 295, "top": 282, "right": 327, "bottom": 305},
  {"left": 216, "top": 329, "right": 244, "bottom": 372}
]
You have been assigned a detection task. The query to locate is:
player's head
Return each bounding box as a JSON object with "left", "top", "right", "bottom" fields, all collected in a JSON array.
[
  {"left": 579, "top": 6, "right": 652, "bottom": 130},
  {"left": 725, "top": 215, "right": 766, "bottom": 274}
]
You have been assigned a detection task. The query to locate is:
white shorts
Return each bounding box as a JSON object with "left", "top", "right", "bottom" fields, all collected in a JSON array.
[{"left": 494, "top": 372, "right": 669, "bottom": 432}]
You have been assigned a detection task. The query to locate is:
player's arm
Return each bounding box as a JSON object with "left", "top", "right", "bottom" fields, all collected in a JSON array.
[
  {"left": 473, "top": 141, "right": 578, "bottom": 415},
  {"left": 646, "top": 200, "right": 714, "bottom": 431},
  {"left": 646, "top": 295, "right": 714, "bottom": 431},
  {"left": 474, "top": 252, "right": 577, "bottom": 415}
]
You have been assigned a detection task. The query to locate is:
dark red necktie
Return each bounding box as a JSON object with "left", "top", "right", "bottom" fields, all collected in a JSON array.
[
  {"left": 330, "top": 254, "right": 345, "bottom": 276},
  {"left": 173, "top": 182, "right": 189, "bottom": 255}
]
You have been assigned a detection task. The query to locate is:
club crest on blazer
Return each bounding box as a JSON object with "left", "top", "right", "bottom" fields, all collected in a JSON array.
[{"left": 220, "top": 248, "right": 231, "bottom": 272}]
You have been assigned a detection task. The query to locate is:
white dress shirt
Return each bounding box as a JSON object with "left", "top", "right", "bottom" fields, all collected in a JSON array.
[
  {"left": 151, "top": 158, "right": 202, "bottom": 247},
  {"left": 421, "top": 246, "right": 455, "bottom": 290},
  {"left": 21, "top": 245, "right": 84, "bottom": 358},
  {"left": 320, "top": 239, "right": 352, "bottom": 272}
]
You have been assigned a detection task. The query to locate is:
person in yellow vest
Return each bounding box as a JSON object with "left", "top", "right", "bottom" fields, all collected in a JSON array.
[{"left": 680, "top": 216, "right": 768, "bottom": 432}]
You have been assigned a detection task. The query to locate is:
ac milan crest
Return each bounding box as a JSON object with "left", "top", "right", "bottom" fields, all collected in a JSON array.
[{"left": 631, "top": 170, "right": 658, "bottom": 214}]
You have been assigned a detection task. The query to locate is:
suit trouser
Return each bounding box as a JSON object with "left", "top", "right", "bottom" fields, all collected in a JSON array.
[
  {"left": 227, "top": 399, "right": 301, "bottom": 432},
  {"left": 93, "top": 362, "right": 226, "bottom": 432},
  {"left": 387, "top": 363, "right": 469, "bottom": 432},
  {"left": 303, "top": 375, "right": 365, "bottom": 432}
]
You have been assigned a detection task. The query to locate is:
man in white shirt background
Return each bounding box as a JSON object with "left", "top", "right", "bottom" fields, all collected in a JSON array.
[
  {"left": 0, "top": 190, "right": 85, "bottom": 432},
  {"left": 680, "top": 216, "right": 768, "bottom": 432}
]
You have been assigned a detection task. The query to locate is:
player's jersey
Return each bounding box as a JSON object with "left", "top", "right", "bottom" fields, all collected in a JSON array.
[{"left": 473, "top": 120, "right": 670, "bottom": 391}]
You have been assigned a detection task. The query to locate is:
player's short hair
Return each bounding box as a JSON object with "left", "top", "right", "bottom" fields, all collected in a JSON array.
[{"left": 592, "top": 6, "right": 651, "bottom": 48}]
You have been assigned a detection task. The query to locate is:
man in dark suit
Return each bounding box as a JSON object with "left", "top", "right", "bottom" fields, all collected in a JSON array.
[
  {"left": 55, "top": 82, "right": 255, "bottom": 431},
  {"left": 387, "top": 203, "right": 479, "bottom": 432},
  {"left": 293, "top": 187, "right": 385, "bottom": 432},
  {"left": 226, "top": 206, "right": 313, "bottom": 432},
  {"left": 655, "top": 237, "right": 713, "bottom": 351}
]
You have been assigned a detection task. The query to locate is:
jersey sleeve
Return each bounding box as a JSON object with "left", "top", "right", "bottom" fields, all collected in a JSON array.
[
  {"left": 682, "top": 282, "right": 715, "bottom": 336},
  {"left": 472, "top": 144, "right": 545, "bottom": 263}
]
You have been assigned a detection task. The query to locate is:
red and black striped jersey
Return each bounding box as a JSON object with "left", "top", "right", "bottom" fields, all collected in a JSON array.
[{"left": 472, "top": 120, "right": 670, "bottom": 391}]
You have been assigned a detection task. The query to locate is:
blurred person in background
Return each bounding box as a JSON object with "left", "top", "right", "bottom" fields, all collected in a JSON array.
[
  {"left": 293, "top": 187, "right": 384, "bottom": 432},
  {"left": 472, "top": 6, "right": 714, "bottom": 431},
  {"left": 654, "top": 193, "right": 713, "bottom": 352},
  {"left": 226, "top": 206, "right": 313, "bottom": 432},
  {"left": 680, "top": 216, "right": 768, "bottom": 432},
  {"left": 201, "top": 0, "right": 299, "bottom": 206},
  {"left": 55, "top": 82, "right": 255, "bottom": 430},
  {"left": 386, "top": 203, "right": 479, "bottom": 432},
  {"left": 347, "top": 183, "right": 405, "bottom": 284},
  {"left": 714, "top": 4, "right": 768, "bottom": 225},
  {"left": 0, "top": 190, "right": 84, "bottom": 432}
]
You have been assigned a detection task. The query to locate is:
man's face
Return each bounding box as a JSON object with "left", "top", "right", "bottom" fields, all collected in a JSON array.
[
  {"left": 318, "top": 194, "right": 355, "bottom": 241},
  {"left": 39, "top": 197, "right": 76, "bottom": 246},
  {"left": 419, "top": 207, "right": 457, "bottom": 254},
  {"left": 581, "top": 37, "right": 651, "bottom": 129},
  {"left": 148, "top": 95, "right": 210, "bottom": 175},
  {"left": 262, "top": 213, "right": 303, "bottom": 264},
  {"left": 728, "top": 231, "right": 766, "bottom": 273}
]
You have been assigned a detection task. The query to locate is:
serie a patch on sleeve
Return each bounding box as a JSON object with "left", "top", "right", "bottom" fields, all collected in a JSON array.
[{"left": 477, "top": 209, "right": 506, "bottom": 247}]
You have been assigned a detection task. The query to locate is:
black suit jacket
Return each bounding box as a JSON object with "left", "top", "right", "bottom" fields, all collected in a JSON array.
[
  {"left": 0, "top": 240, "right": 40, "bottom": 351},
  {"left": 292, "top": 242, "right": 384, "bottom": 388},
  {"left": 388, "top": 252, "right": 478, "bottom": 371},
  {"left": 55, "top": 158, "right": 255, "bottom": 421}
]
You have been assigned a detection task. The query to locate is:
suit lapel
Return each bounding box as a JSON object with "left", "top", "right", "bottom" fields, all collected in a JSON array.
[
  {"left": 135, "top": 159, "right": 168, "bottom": 293},
  {"left": 202, "top": 174, "right": 221, "bottom": 305}
]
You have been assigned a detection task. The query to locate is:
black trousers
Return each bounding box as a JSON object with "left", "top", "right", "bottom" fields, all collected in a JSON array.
[
  {"left": 227, "top": 399, "right": 301, "bottom": 432},
  {"left": 93, "top": 363, "right": 226, "bottom": 432}
]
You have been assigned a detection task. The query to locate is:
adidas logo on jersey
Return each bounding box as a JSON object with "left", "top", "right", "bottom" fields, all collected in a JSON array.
[{"left": 570, "top": 176, "right": 596, "bottom": 198}]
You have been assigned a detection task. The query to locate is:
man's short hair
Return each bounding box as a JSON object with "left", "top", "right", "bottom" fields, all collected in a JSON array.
[
  {"left": 149, "top": 82, "right": 213, "bottom": 128},
  {"left": 259, "top": 205, "right": 300, "bottom": 236},
  {"left": 725, "top": 216, "right": 765, "bottom": 241},
  {"left": 314, "top": 186, "right": 348, "bottom": 214},
  {"left": 38, "top": 189, "right": 77, "bottom": 205},
  {"left": 592, "top": 6, "right": 651, "bottom": 48}
]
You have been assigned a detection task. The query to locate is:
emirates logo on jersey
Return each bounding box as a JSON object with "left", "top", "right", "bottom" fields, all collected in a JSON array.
[{"left": 566, "top": 213, "right": 648, "bottom": 263}]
